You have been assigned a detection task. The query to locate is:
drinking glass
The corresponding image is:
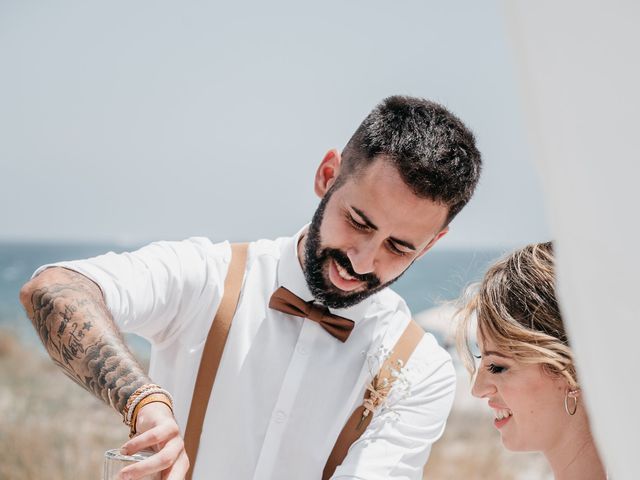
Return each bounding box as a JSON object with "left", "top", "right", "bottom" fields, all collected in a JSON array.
[{"left": 103, "top": 449, "right": 161, "bottom": 480}]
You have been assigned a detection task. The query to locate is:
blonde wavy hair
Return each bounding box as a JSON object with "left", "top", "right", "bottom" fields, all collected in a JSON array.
[{"left": 457, "top": 242, "right": 578, "bottom": 388}]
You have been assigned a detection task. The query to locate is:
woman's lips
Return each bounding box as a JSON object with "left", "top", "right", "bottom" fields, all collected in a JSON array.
[
  {"left": 494, "top": 415, "right": 512, "bottom": 429},
  {"left": 490, "top": 404, "right": 513, "bottom": 429},
  {"left": 328, "top": 258, "right": 365, "bottom": 292}
]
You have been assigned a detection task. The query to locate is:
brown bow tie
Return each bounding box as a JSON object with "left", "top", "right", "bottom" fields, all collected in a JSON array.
[{"left": 269, "top": 287, "right": 355, "bottom": 342}]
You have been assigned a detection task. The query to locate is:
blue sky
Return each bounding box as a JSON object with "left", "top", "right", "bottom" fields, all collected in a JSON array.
[{"left": 0, "top": 0, "right": 550, "bottom": 248}]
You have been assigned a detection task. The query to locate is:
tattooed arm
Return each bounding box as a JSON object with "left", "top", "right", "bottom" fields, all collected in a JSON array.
[
  {"left": 20, "top": 266, "right": 189, "bottom": 480},
  {"left": 20, "top": 267, "right": 148, "bottom": 410}
]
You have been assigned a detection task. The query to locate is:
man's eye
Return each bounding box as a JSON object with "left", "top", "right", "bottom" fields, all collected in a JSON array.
[
  {"left": 487, "top": 363, "right": 507, "bottom": 374},
  {"left": 386, "top": 241, "right": 408, "bottom": 257},
  {"left": 346, "top": 214, "right": 369, "bottom": 231}
]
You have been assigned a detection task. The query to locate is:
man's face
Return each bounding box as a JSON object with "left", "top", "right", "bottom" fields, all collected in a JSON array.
[{"left": 302, "top": 155, "right": 449, "bottom": 309}]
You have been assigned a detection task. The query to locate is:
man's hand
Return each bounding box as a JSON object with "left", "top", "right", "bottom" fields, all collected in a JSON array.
[{"left": 118, "top": 402, "right": 189, "bottom": 480}]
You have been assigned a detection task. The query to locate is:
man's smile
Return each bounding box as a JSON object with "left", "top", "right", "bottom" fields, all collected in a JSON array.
[{"left": 328, "top": 258, "right": 366, "bottom": 292}]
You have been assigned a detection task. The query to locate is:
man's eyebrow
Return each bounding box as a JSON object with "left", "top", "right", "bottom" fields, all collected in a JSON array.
[
  {"left": 351, "top": 206, "right": 417, "bottom": 251},
  {"left": 389, "top": 236, "right": 416, "bottom": 251}
]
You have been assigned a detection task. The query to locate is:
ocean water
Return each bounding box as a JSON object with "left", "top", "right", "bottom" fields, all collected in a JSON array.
[{"left": 0, "top": 242, "right": 505, "bottom": 353}]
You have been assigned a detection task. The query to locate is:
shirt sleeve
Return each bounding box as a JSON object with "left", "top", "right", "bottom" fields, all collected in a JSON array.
[
  {"left": 330, "top": 334, "right": 457, "bottom": 480},
  {"left": 32, "top": 237, "right": 230, "bottom": 345}
]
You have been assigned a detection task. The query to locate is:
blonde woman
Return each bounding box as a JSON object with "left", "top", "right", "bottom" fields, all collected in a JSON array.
[{"left": 458, "top": 242, "right": 607, "bottom": 480}]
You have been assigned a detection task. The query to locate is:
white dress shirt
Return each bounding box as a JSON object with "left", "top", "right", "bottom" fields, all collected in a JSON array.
[{"left": 41, "top": 227, "right": 455, "bottom": 479}]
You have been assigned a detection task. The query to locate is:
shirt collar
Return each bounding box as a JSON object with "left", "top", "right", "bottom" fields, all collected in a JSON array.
[{"left": 276, "top": 225, "right": 377, "bottom": 324}]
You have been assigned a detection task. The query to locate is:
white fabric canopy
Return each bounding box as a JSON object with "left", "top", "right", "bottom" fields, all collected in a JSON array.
[{"left": 505, "top": 2, "right": 640, "bottom": 478}]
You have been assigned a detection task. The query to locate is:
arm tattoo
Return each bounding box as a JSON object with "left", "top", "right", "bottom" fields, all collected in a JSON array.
[{"left": 26, "top": 269, "right": 149, "bottom": 413}]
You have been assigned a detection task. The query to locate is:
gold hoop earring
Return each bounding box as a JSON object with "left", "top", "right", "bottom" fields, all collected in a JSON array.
[{"left": 564, "top": 388, "right": 579, "bottom": 416}]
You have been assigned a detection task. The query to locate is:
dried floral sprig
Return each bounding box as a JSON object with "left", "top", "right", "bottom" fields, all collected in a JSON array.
[{"left": 358, "top": 348, "right": 414, "bottom": 428}]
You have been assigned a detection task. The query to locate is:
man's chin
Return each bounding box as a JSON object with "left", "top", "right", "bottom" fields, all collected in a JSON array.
[
  {"left": 311, "top": 280, "right": 377, "bottom": 309},
  {"left": 326, "top": 284, "right": 368, "bottom": 299}
]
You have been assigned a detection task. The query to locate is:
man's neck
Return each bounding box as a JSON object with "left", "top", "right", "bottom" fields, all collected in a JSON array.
[{"left": 297, "top": 232, "right": 307, "bottom": 271}]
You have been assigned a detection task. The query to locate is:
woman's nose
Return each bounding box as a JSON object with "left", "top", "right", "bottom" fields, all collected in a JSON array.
[{"left": 471, "top": 367, "right": 496, "bottom": 398}]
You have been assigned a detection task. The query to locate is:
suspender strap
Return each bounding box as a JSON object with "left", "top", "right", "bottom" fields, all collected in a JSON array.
[
  {"left": 184, "top": 243, "right": 249, "bottom": 480},
  {"left": 322, "top": 319, "right": 424, "bottom": 480}
]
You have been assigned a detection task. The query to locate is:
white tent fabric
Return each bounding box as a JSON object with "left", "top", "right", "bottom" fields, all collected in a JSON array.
[{"left": 505, "top": 2, "right": 640, "bottom": 478}]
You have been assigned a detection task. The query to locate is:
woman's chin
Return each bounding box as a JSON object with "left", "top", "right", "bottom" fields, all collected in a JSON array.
[
  {"left": 501, "top": 441, "right": 518, "bottom": 452},
  {"left": 500, "top": 436, "right": 534, "bottom": 453}
]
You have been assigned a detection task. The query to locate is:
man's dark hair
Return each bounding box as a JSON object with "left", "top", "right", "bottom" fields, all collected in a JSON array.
[{"left": 340, "top": 95, "right": 482, "bottom": 224}]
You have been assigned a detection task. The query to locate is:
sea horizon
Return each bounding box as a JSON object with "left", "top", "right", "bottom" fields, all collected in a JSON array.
[{"left": 1, "top": 241, "right": 506, "bottom": 355}]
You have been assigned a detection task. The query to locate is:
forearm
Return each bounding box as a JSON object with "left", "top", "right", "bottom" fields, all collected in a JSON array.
[{"left": 19, "top": 266, "right": 150, "bottom": 414}]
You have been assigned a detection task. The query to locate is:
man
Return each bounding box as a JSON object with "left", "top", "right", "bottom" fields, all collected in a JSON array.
[{"left": 20, "top": 96, "right": 481, "bottom": 479}]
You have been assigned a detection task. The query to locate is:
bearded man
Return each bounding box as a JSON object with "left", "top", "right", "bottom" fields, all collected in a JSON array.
[{"left": 20, "top": 95, "right": 481, "bottom": 480}]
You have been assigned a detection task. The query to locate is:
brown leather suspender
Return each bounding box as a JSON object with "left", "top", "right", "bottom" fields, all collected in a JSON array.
[
  {"left": 184, "top": 243, "right": 249, "bottom": 480},
  {"left": 183, "top": 242, "right": 424, "bottom": 479},
  {"left": 322, "top": 320, "right": 424, "bottom": 479}
]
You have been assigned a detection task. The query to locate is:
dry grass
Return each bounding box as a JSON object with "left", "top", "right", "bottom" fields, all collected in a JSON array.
[
  {"left": 0, "top": 331, "right": 551, "bottom": 479},
  {"left": 0, "top": 331, "right": 127, "bottom": 480}
]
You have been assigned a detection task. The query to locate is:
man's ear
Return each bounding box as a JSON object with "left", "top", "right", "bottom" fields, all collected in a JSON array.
[
  {"left": 314, "top": 149, "right": 342, "bottom": 198},
  {"left": 416, "top": 226, "right": 449, "bottom": 260}
]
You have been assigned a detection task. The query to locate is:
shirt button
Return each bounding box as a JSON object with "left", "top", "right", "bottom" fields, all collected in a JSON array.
[
  {"left": 274, "top": 410, "right": 287, "bottom": 424},
  {"left": 296, "top": 345, "right": 309, "bottom": 356}
]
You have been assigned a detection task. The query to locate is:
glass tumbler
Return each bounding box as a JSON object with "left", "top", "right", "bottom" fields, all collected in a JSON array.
[{"left": 103, "top": 449, "right": 161, "bottom": 480}]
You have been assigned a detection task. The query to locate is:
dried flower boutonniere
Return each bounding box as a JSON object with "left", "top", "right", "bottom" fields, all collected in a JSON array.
[{"left": 357, "top": 346, "right": 413, "bottom": 430}]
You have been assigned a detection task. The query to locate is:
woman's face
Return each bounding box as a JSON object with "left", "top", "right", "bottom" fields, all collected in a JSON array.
[{"left": 471, "top": 331, "right": 572, "bottom": 453}]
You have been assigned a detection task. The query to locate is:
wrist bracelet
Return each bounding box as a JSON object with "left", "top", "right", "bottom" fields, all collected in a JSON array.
[
  {"left": 122, "top": 384, "right": 160, "bottom": 425},
  {"left": 126, "top": 387, "right": 174, "bottom": 426},
  {"left": 129, "top": 392, "right": 174, "bottom": 438}
]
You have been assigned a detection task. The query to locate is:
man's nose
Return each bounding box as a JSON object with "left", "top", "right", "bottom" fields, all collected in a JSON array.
[
  {"left": 346, "top": 239, "right": 377, "bottom": 275},
  {"left": 471, "top": 367, "right": 496, "bottom": 398}
]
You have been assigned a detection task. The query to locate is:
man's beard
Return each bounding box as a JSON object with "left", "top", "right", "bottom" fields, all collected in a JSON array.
[{"left": 303, "top": 188, "right": 406, "bottom": 309}]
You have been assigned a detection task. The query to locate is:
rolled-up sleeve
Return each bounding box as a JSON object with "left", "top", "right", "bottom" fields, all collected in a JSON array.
[{"left": 32, "top": 237, "right": 230, "bottom": 345}]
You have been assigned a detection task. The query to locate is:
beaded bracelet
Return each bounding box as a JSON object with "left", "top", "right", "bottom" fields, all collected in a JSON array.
[
  {"left": 126, "top": 387, "right": 174, "bottom": 426},
  {"left": 129, "top": 392, "right": 174, "bottom": 438},
  {"left": 122, "top": 384, "right": 161, "bottom": 425}
]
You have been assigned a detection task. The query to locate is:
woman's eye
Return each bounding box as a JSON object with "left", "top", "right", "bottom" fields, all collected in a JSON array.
[{"left": 487, "top": 363, "right": 507, "bottom": 374}]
